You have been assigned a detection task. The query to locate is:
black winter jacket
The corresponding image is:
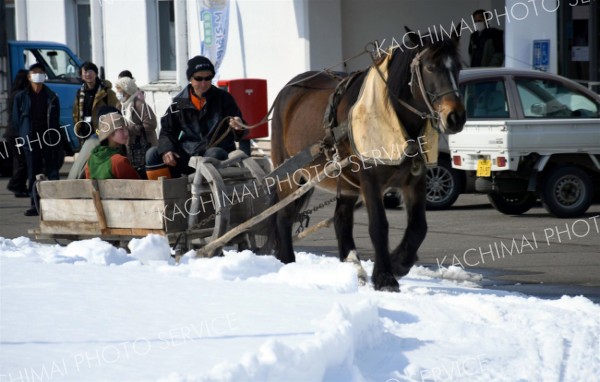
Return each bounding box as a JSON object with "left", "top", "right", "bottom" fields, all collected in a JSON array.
[
  {"left": 158, "top": 85, "right": 244, "bottom": 158},
  {"left": 12, "top": 85, "right": 68, "bottom": 152}
]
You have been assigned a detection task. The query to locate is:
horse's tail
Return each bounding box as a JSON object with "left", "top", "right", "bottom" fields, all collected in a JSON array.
[{"left": 256, "top": 87, "right": 315, "bottom": 259}]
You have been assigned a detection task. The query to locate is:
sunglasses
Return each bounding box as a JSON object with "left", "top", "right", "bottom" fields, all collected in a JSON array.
[{"left": 193, "top": 75, "right": 214, "bottom": 82}]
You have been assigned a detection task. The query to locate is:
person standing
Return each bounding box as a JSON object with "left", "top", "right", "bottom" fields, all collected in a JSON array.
[
  {"left": 469, "top": 9, "right": 504, "bottom": 67},
  {"left": 115, "top": 76, "right": 157, "bottom": 176},
  {"left": 12, "top": 63, "right": 67, "bottom": 216},
  {"left": 117, "top": 70, "right": 146, "bottom": 100},
  {"left": 146, "top": 56, "right": 246, "bottom": 179},
  {"left": 68, "top": 61, "right": 120, "bottom": 179},
  {"left": 4, "top": 70, "right": 30, "bottom": 197}
]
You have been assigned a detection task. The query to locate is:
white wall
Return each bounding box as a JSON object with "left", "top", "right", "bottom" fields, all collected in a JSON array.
[
  {"left": 307, "top": 0, "right": 343, "bottom": 72},
  {"left": 504, "top": 0, "right": 558, "bottom": 73},
  {"left": 101, "top": 0, "right": 152, "bottom": 85},
  {"left": 216, "top": 0, "right": 313, "bottom": 108},
  {"left": 26, "top": 0, "right": 69, "bottom": 45},
  {"left": 340, "top": 0, "right": 501, "bottom": 72}
]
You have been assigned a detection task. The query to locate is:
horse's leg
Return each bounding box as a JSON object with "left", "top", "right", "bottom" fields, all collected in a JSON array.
[
  {"left": 274, "top": 203, "right": 296, "bottom": 264},
  {"left": 360, "top": 173, "right": 399, "bottom": 292},
  {"left": 334, "top": 194, "right": 358, "bottom": 260},
  {"left": 334, "top": 194, "right": 367, "bottom": 284},
  {"left": 272, "top": 186, "right": 315, "bottom": 264},
  {"left": 391, "top": 174, "right": 428, "bottom": 277}
]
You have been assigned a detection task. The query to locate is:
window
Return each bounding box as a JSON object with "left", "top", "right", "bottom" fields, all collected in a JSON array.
[
  {"left": 158, "top": 0, "right": 176, "bottom": 77},
  {"left": 23, "top": 48, "right": 80, "bottom": 83},
  {"left": 516, "top": 78, "right": 599, "bottom": 118},
  {"left": 76, "top": 0, "right": 92, "bottom": 62},
  {"left": 461, "top": 80, "right": 510, "bottom": 119}
]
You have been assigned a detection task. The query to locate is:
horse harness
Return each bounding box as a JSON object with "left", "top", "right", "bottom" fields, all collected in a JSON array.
[{"left": 320, "top": 47, "right": 447, "bottom": 184}]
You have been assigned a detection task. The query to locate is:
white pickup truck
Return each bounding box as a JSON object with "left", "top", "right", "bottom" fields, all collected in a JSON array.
[{"left": 450, "top": 68, "right": 600, "bottom": 218}]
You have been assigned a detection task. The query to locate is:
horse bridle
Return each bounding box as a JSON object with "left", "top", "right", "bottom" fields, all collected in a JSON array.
[
  {"left": 371, "top": 47, "right": 460, "bottom": 131},
  {"left": 409, "top": 48, "right": 461, "bottom": 122}
]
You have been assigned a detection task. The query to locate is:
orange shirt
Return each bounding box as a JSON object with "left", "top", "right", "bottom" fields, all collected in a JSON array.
[{"left": 190, "top": 88, "right": 206, "bottom": 110}]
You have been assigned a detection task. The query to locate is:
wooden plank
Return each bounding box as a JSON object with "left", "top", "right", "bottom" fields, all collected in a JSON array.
[
  {"left": 160, "top": 197, "right": 192, "bottom": 233},
  {"left": 39, "top": 221, "right": 101, "bottom": 235},
  {"left": 37, "top": 179, "right": 93, "bottom": 199},
  {"left": 91, "top": 180, "right": 108, "bottom": 232},
  {"left": 37, "top": 178, "right": 190, "bottom": 200},
  {"left": 41, "top": 199, "right": 169, "bottom": 229},
  {"left": 98, "top": 177, "right": 190, "bottom": 199},
  {"left": 37, "top": 221, "right": 167, "bottom": 237}
]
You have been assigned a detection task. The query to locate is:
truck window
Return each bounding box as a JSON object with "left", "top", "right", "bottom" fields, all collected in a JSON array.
[
  {"left": 516, "top": 78, "right": 599, "bottom": 118},
  {"left": 22, "top": 48, "right": 80, "bottom": 83},
  {"left": 461, "top": 80, "right": 509, "bottom": 119}
]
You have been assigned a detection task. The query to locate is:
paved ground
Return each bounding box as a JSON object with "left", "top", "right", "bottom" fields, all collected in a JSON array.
[
  {"left": 1, "top": 159, "right": 599, "bottom": 302},
  {"left": 294, "top": 189, "right": 600, "bottom": 302}
]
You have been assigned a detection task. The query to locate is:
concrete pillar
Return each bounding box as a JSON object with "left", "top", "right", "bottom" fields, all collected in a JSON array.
[
  {"left": 15, "top": 0, "right": 28, "bottom": 40},
  {"left": 90, "top": 0, "right": 104, "bottom": 68}
]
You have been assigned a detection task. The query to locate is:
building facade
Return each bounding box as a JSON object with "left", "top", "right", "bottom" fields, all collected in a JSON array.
[{"left": 3, "top": 0, "right": 599, "bottom": 118}]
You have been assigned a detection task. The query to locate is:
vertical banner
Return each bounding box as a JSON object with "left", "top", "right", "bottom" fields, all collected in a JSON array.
[{"left": 200, "top": 0, "right": 230, "bottom": 75}]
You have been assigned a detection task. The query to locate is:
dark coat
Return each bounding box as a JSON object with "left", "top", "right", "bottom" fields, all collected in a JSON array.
[
  {"left": 12, "top": 85, "right": 68, "bottom": 152},
  {"left": 72, "top": 79, "right": 120, "bottom": 137},
  {"left": 469, "top": 27, "right": 504, "bottom": 67},
  {"left": 158, "top": 84, "right": 244, "bottom": 158}
]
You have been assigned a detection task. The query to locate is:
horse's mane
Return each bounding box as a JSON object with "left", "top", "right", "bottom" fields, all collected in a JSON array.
[{"left": 386, "top": 38, "right": 461, "bottom": 111}]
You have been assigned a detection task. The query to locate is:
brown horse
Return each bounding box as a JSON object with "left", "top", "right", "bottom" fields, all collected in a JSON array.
[{"left": 267, "top": 32, "right": 466, "bottom": 291}]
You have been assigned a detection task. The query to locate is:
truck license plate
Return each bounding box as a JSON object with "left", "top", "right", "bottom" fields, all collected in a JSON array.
[{"left": 476, "top": 159, "right": 492, "bottom": 177}]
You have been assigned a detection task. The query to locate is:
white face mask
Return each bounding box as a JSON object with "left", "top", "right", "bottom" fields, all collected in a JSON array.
[
  {"left": 475, "top": 22, "right": 486, "bottom": 32},
  {"left": 116, "top": 92, "right": 125, "bottom": 102},
  {"left": 30, "top": 73, "right": 46, "bottom": 83}
]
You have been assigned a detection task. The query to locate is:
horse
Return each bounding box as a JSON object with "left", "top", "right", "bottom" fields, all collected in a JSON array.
[{"left": 266, "top": 31, "right": 466, "bottom": 291}]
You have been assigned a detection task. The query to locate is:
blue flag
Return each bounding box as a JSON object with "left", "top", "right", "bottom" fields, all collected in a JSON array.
[{"left": 200, "top": 0, "right": 230, "bottom": 75}]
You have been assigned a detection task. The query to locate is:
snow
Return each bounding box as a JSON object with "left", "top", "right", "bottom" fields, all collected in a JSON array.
[{"left": 1, "top": 235, "right": 599, "bottom": 382}]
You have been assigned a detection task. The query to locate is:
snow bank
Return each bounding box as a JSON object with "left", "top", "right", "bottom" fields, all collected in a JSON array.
[
  {"left": 129, "top": 234, "right": 174, "bottom": 265},
  {"left": 0, "top": 237, "right": 134, "bottom": 265},
  {"left": 162, "top": 301, "right": 381, "bottom": 382},
  {"left": 2, "top": 236, "right": 599, "bottom": 382},
  {"left": 252, "top": 252, "right": 359, "bottom": 293},
  {"left": 173, "top": 250, "right": 283, "bottom": 280}
]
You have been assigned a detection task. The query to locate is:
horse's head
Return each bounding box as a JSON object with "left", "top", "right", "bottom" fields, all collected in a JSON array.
[{"left": 402, "top": 27, "right": 466, "bottom": 134}]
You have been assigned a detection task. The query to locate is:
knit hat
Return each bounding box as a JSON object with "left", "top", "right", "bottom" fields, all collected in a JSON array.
[
  {"left": 186, "top": 56, "right": 215, "bottom": 79},
  {"left": 116, "top": 77, "right": 139, "bottom": 96},
  {"left": 97, "top": 112, "right": 126, "bottom": 142}
]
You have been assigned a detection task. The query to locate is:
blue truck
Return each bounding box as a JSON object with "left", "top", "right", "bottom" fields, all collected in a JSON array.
[{"left": 1, "top": 41, "right": 83, "bottom": 174}]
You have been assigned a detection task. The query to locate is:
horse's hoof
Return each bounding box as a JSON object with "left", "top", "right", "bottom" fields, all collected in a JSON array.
[
  {"left": 372, "top": 272, "right": 400, "bottom": 292},
  {"left": 380, "top": 285, "right": 400, "bottom": 293},
  {"left": 345, "top": 250, "right": 368, "bottom": 286}
]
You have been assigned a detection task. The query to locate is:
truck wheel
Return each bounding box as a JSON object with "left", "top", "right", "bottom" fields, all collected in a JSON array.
[
  {"left": 426, "top": 158, "right": 462, "bottom": 210},
  {"left": 488, "top": 191, "right": 537, "bottom": 215},
  {"left": 540, "top": 165, "right": 593, "bottom": 218}
]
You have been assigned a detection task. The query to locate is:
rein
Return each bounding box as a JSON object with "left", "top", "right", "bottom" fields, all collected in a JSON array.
[{"left": 208, "top": 48, "right": 372, "bottom": 149}]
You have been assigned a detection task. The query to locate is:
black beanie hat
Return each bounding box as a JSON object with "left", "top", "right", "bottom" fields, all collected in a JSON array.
[{"left": 186, "top": 56, "right": 215, "bottom": 79}]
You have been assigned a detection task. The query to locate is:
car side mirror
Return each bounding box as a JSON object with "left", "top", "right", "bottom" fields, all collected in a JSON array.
[{"left": 530, "top": 103, "right": 547, "bottom": 116}]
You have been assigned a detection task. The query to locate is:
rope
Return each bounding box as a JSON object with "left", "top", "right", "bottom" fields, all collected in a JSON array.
[{"left": 206, "top": 47, "right": 373, "bottom": 149}]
